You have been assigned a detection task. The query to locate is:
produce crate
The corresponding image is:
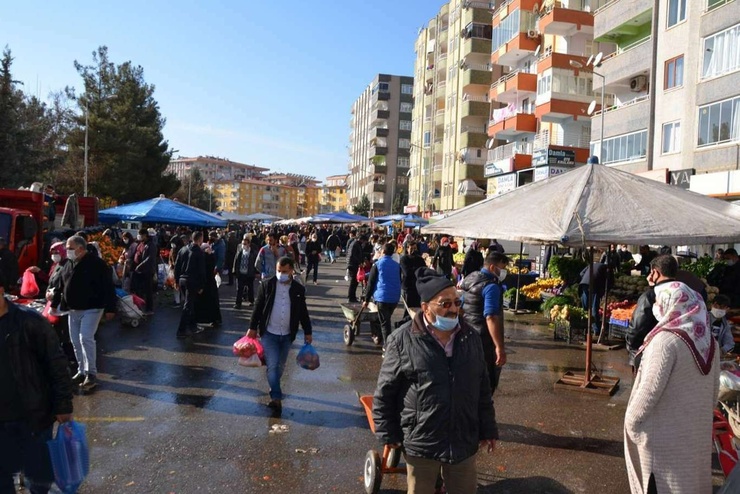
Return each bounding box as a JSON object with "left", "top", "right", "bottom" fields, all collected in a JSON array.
[
  {"left": 608, "top": 318, "right": 629, "bottom": 340},
  {"left": 553, "top": 319, "right": 586, "bottom": 344},
  {"left": 503, "top": 296, "right": 540, "bottom": 311}
]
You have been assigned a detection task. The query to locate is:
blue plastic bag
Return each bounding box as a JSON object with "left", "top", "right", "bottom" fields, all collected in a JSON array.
[
  {"left": 296, "top": 343, "right": 320, "bottom": 370},
  {"left": 47, "top": 421, "right": 90, "bottom": 494}
]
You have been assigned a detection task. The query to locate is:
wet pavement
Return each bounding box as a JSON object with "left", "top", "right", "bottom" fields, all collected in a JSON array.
[{"left": 65, "top": 262, "right": 722, "bottom": 493}]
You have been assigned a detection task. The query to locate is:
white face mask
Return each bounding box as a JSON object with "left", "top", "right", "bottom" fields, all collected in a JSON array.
[
  {"left": 51, "top": 254, "right": 62, "bottom": 263},
  {"left": 277, "top": 272, "right": 291, "bottom": 283},
  {"left": 66, "top": 249, "right": 77, "bottom": 261},
  {"left": 137, "top": 235, "right": 143, "bottom": 242},
  {"left": 497, "top": 268, "right": 508, "bottom": 282},
  {"left": 712, "top": 308, "right": 727, "bottom": 319}
]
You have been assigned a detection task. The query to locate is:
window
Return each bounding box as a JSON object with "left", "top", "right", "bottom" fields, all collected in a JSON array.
[
  {"left": 697, "top": 95, "right": 740, "bottom": 147},
  {"left": 662, "top": 121, "right": 681, "bottom": 154},
  {"left": 664, "top": 55, "right": 684, "bottom": 89},
  {"left": 463, "top": 22, "right": 492, "bottom": 40},
  {"left": 423, "top": 132, "right": 432, "bottom": 147},
  {"left": 372, "top": 82, "right": 390, "bottom": 94},
  {"left": 667, "top": 0, "right": 687, "bottom": 27},
  {"left": 398, "top": 157, "right": 410, "bottom": 168},
  {"left": 400, "top": 102, "right": 413, "bottom": 113},
  {"left": 702, "top": 23, "right": 740, "bottom": 80},
  {"left": 400, "top": 120, "right": 412, "bottom": 131},
  {"left": 492, "top": 9, "right": 520, "bottom": 52},
  {"left": 401, "top": 84, "right": 414, "bottom": 94},
  {"left": 590, "top": 130, "right": 648, "bottom": 165},
  {"left": 537, "top": 73, "right": 552, "bottom": 95}
]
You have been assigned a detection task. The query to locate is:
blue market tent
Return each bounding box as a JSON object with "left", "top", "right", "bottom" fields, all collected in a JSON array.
[
  {"left": 309, "top": 212, "right": 370, "bottom": 224},
  {"left": 375, "top": 214, "right": 428, "bottom": 227},
  {"left": 99, "top": 197, "right": 227, "bottom": 227}
]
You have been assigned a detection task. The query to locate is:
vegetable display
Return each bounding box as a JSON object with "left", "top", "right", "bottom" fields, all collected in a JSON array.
[
  {"left": 88, "top": 233, "right": 119, "bottom": 266},
  {"left": 610, "top": 275, "right": 649, "bottom": 301},
  {"left": 520, "top": 278, "right": 564, "bottom": 300}
]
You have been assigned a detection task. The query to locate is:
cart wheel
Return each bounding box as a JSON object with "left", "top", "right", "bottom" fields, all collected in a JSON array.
[
  {"left": 387, "top": 447, "right": 401, "bottom": 468},
  {"left": 130, "top": 319, "right": 140, "bottom": 328},
  {"left": 343, "top": 324, "right": 355, "bottom": 346},
  {"left": 364, "top": 450, "right": 382, "bottom": 494}
]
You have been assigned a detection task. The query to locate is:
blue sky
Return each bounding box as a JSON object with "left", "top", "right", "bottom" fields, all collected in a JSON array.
[{"left": 3, "top": 1, "right": 444, "bottom": 181}]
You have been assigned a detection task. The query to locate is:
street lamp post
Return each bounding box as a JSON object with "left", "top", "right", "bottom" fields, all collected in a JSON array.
[
  {"left": 570, "top": 56, "right": 606, "bottom": 161},
  {"left": 83, "top": 100, "right": 89, "bottom": 197}
]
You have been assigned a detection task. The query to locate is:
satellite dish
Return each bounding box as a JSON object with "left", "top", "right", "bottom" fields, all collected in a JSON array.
[
  {"left": 532, "top": 2, "right": 539, "bottom": 14},
  {"left": 534, "top": 45, "right": 541, "bottom": 58},
  {"left": 458, "top": 151, "right": 466, "bottom": 162},
  {"left": 486, "top": 138, "right": 495, "bottom": 149},
  {"left": 586, "top": 54, "right": 594, "bottom": 67},
  {"left": 587, "top": 100, "right": 597, "bottom": 116},
  {"left": 593, "top": 52, "right": 604, "bottom": 67}
]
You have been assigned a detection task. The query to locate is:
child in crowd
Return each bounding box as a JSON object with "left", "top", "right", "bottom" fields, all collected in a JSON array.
[
  {"left": 356, "top": 254, "right": 373, "bottom": 299},
  {"left": 711, "top": 294, "right": 736, "bottom": 354}
]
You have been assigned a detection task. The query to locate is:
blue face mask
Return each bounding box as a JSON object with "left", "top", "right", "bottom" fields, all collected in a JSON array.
[
  {"left": 278, "top": 273, "right": 291, "bottom": 283},
  {"left": 432, "top": 315, "right": 459, "bottom": 332}
]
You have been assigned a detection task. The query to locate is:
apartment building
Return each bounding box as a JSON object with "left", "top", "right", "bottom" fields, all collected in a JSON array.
[
  {"left": 348, "top": 74, "right": 413, "bottom": 216},
  {"left": 408, "top": 1, "right": 499, "bottom": 215},
  {"left": 485, "top": 0, "right": 608, "bottom": 196},
  {"left": 167, "top": 156, "right": 268, "bottom": 183},
  {"left": 319, "top": 174, "right": 349, "bottom": 214},
  {"left": 264, "top": 173, "right": 321, "bottom": 216},
  {"left": 591, "top": 0, "right": 740, "bottom": 197},
  {"left": 212, "top": 179, "right": 298, "bottom": 219}
]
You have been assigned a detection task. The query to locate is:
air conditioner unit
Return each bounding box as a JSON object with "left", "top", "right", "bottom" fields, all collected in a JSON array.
[
  {"left": 527, "top": 29, "right": 539, "bottom": 39},
  {"left": 630, "top": 75, "right": 647, "bottom": 92}
]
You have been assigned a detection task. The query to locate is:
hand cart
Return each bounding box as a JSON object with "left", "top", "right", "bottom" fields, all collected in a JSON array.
[
  {"left": 358, "top": 393, "right": 404, "bottom": 494},
  {"left": 340, "top": 302, "right": 381, "bottom": 346}
]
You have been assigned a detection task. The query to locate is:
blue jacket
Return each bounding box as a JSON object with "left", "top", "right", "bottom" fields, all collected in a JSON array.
[
  {"left": 212, "top": 239, "right": 226, "bottom": 271},
  {"left": 365, "top": 255, "right": 402, "bottom": 304}
]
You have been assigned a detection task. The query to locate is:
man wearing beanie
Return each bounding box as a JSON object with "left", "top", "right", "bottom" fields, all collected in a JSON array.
[{"left": 373, "top": 268, "right": 498, "bottom": 493}]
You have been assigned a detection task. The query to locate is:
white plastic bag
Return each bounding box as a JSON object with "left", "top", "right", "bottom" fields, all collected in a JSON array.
[
  {"left": 215, "top": 273, "right": 222, "bottom": 288},
  {"left": 344, "top": 269, "right": 350, "bottom": 282},
  {"left": 238, "top": 353, "right": 261, "bottom": 367}
]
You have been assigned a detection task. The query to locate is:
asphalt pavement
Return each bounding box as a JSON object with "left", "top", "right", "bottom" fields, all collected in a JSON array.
[{"left": 62, "top": 261, "right": 722, "bottom": 493}]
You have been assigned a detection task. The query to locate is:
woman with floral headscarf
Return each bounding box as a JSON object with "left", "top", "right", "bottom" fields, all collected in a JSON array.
[{"left": 624, "top": 275, "right": 719, "bottom": 494}]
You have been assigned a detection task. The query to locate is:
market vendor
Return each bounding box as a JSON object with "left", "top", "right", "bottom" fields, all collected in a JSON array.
[
  {"left": 578, "top": 257, "right": 614, "bottom": 336},
  {"left": 634, "top": 245, "right": 657, "bottom": 276},
  {"left": 720, "top": 249, "right": 740, "bottom": 308}
]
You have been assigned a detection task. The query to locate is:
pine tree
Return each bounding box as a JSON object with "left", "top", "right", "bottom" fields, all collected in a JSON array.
[{"left": 353, "top": 194, "right": 371, "bottom": 217}]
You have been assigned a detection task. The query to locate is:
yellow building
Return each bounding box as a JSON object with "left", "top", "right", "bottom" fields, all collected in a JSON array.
[
  {"left": 320, "top": 174, "right": 348, "bottom": 213},
  {"left": 213, "top": 179, "right": 298, "bottom": 219}
]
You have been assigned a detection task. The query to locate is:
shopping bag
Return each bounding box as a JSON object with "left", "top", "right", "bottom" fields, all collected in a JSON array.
[
  {"left": 238, "top": 353, "right": 262, "bottom": 367},
  {"left": 233, "top": 335, "right": 264, "bottom": 360},
  {"left": 215, "top": 273, "right": 222, "bottom": 288},
  {"left": 157, "top": 263, "right": 167, "bottom": 288},
  {"left": 42, "top": 301, "right": 61, "bottom": 325},
  {"left": 296, "top": 343, "right": 320, "bottom": 370},
  {"left": 20, "top": 269, "right": 40, "bottom": 298},
  {"left": 47, "top": 421, "right": 90, "bottom": 494}
]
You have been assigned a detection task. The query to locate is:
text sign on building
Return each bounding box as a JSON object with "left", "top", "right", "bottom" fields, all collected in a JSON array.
[
  {"left": 489, "top": 173, "right": 517, "bottom": 196},
  {"left": 534, "top": 166, "right": 570, "bottom": 182},
  {"left": 484, "top": 158, "right": 513, "bottom": 177},
  {"left": 669, "top": 168, "right": 694, "bottom": 189},
  {"left": 532, "top": 148, "right": 576, "bottom": 167},
  {"left": 404, "top": 205, "right": 419, "bottom": 214}
]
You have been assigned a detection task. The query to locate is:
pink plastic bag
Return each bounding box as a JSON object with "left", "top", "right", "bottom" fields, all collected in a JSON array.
[
  {"left": 42, "top": 301, "right": 60, "bottom": 325},
  {"left": 20, "top": 269, "right": 40, "bottom": 298},
  {"left": 233, "top": 335, "right": 264, "bottom": 360}
]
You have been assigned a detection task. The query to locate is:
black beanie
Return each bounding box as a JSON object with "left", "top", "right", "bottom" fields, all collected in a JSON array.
[{"left": 415, "top": 267, "right": 455, "bottom": 303}]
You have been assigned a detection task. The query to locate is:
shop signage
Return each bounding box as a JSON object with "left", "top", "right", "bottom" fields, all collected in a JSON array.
[
  {"left": 484, "top": 158, "right": 513, "bottom": 177},
  {"left": 489, "top": 173, "right": 517, "bottom": 196},
  {"left": 532, "top": 148, "right": 576, "bottom": 167},
  {"left": 669, "top": 168, "right": 694, "bottom": 189},
  {"left": 404, "top": 205, "right": 418, "bottom": 214},
  {"left": 534, "top": 165, "right": 570, "bottom": 182}
]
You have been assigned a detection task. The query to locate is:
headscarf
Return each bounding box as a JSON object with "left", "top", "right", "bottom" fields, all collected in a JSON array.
[
  {"left": 288, "top": 232, "right": 298, "bottom": 244},
  {"left": 637, "top": 281, "right": 715, "bottom": 375},
  {"left": 49, "top": 241, "right": 67, "bottom": 274}
]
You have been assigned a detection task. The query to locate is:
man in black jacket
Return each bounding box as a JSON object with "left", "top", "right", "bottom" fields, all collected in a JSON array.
[
  {"left": 247, "top": 256, "right": 312, "bottom": 412},
  {"left": 0, "top": 237, "right": 19, "bottom": 291},
  {"left": 0, "top": 269, "right": 74, "bottom": 494},
  {"left": 373, "top": 268, "right": 497, "bottom": 493},
  {"left": 175, "top": 231, "right": 207, "bottom": 339},
  {"left": 132, "top": 228, "right": 158, "bottom": 315},
  {"left": 346, "top": 234, "right": 366, "bottom": 303},
  {"left": 232, "top": 234, "right": 258, "bottom": 309},
  {"left": 55, "top": 235, "right": 116, "bottom": 391},
  {"left": 325, "top": 230, "right": 340, "bottom": 264}
]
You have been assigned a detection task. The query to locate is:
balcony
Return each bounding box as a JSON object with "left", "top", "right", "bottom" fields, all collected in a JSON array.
[
  {"left": 463, "top": 37, "right": 492, "bottom": 55},
  {"left": 490, "top": 70, "right": 537, "bottom": 103},
  {"left": 462, "top": 69, "right": 493, "bottom": 90},
  {"left": 537, "top": 50, "right": 590, "bottom": 73},
  {"left": 591, "top": 95, "right": 650, "bottom": 140},
  {"left": 369, "top": 146, "right": 388, "bottom": 158},
  {"left": 460, "top": 126, "right": 489, "bottom": 148},
  {"left": 484, "top": 141, "right": 533, "bottom": 176},
  {"left": 371, "top": 202, "right": 385, "bottom": 212},
  {"left": 462, "top": 100, "right": 490, "bottom": 118},
  {"left": 435, "top": 109, "right": 445, "bottom": 126},
  {"left": 371, "top": 109, "right": 390, "bottom": 126},
  {"left": 374, "top": 91, "right": 391, "bottom": 101},
  {"left": 458, "top": 163, "right": 486, "bottom": 182},
  {"left": 593, "top": 37, "right": 652, "bottom": 92},
  {"left": 538, "top": 4, "right": 594, "bottom": 37},
  {"left": 594, "top": 0, "right": 652, "bottom": 43},
  {"left": 491, "top": 32, "right": 540, "bottom": 67},
  {"left": 536, "top": 98, "right": 595, "bottom": 122},
  {"left": 373, "top": 163, "right": 388, "bottom": 175},
  {"left": 533, "top": 129, "right": 591, "bottom": 152},
  {"left": 487, "top": 112, "right": 537, "bottom": 138},
  {"left": 460, "top": 148, "right": 488, "bottom": 166},
  {"left": 463, "top": 4, "right": 495, "bottom": 25},
  {"left": 372, "top": 182, "right": 387, "bottom": 193},
  {"left": 371, "top": 126, "right": 389, "bottom": 139}
]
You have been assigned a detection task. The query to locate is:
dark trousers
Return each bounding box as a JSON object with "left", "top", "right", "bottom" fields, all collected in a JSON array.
[
  {"left": 178, "top": 279, "right": 197, "bottom": 335},
  {"left": 228, "top": 268, "right": 234, "bottom": 286},
  {"left": 0, "top": 422, "right": 53, "bottom": 494},
  {"left": 579, "top": 284, "right": 601, "bottom": 334},
  {"left": 347, "top": 266, "right": 359, "bottom": 302},
  {"left": 481, "top": 331, "right": 502, "bottom": 394},
  {"left": 235, "top": 274, "right": 255, "bottom": 306},
  {"left": 376, "top": 302, "right": 398, "bottom": 347},
  {"left": 132, "top": 271, "right": 153, "bottom": 312},
  {"left": 305, "top": 258, "right": 319, "bottom": 283}
]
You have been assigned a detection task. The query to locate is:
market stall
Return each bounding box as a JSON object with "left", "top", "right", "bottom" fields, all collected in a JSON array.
[{"left": 99, "top": 196, "right": 227, "bottom": 227}]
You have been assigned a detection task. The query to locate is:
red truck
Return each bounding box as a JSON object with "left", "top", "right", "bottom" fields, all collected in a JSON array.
[{"left": 0, "top": 189, "right": 99, "bottom": 273}]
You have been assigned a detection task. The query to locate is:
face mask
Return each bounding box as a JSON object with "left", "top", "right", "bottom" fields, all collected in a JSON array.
[
  {"left": 712, "top": 308, "right": 727, "bottom": 319},
  {"left": 441, "top": 243, "right": 449, "bottom": 247},
  {"left": 432, "top": 314, "right": 459, "bottom": 332},
  {"left": 242, "top": 244, "right": 250, "bottom": 251},
  {"left": 51, "top": 254, "right": 62, "bottom": 263},
  {"left": 497, "top": 269, "right": 508, "bottom": 282},
  {"left": 278, "top": 273, "right": 291, "bottom": 283},
  {"left": 727, "top": 260, "right": 736, "bottom": 266},
  {"left": 137, "top": 235, "right": 143, "bottom": 242},
  {"left": 66, "top": 249, "right": 77, "bottom": 261}
]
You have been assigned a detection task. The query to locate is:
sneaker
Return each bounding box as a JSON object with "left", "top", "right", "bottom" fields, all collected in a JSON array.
[
  {"left": 313, "top": 281, "right": 318, "bottom": 285},
  {"left": 79, "top": 374, "right": 97, "bottom": 391},
  {"left": 192, "top": 326, "right": 205, "bottom": 334},
  {"left": 233, "top": 304, "right": 242, "bottom": 309},
  {"left": 246, "top": 301, "right": 254, "bottom": 307},
  {"left": 71, "top": 371, "right": 85, "bottom": 383}
]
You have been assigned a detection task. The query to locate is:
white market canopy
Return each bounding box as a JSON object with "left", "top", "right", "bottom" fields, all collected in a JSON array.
[{"left": 423, "top": 164, "right": 740, "bottom": 247}]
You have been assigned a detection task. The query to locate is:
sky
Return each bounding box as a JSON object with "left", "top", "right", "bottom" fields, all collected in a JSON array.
[{"left": 3, "top": 1, "right": 445, "bottom": 182}]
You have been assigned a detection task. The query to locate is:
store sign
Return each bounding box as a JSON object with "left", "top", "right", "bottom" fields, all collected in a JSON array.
[
  {"left": 489, "top": 173, "right": 517, "bottom": 196},
  {"left": 404, "top": 205, "right": 418, "bottom": 214},
  {"left": 484, "top": 158, "right": 513, "bottom": 177},
  {"left": 532, "top": 148, "right": 576, "bottom": 167},
  {"left": 534, "top": 165, "right": 570, "bottom": 182},
  {"left": 669, "top": 168, "right": 694, "bottom": 189}
]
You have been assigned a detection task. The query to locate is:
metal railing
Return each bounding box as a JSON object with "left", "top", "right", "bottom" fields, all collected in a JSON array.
[
  {"left": 533, "top": 130, "right": 590, "bottom": 151},
  {"left": 463, "top": 1, "right": 496, "bottom": 9},
  {"left": 487, "top": 141, "right": 533, "bottom": 162},
  {"left": 593, "top": 94, "right": 649, "bottom": 116},
  {"left": 462, "top": 125, "right": 487, "bottom": 134},
  {"left": 491, "top": 0, "right": 514, "bottom": 18},
  {"left": 463, "top": 62, "right": 492, "bottom": 71},
  {"left": 601, "top": 36, "right": 651, "bottom": 62},
  {"left": 463, "top": 93, "right": 490, "bottom": 102}
]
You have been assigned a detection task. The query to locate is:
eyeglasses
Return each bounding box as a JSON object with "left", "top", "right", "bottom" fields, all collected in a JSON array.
[{"left": 432, "top": 299, "right": 463, "bottom": 309}]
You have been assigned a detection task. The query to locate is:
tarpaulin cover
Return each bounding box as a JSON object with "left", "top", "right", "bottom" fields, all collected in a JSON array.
[
  {"left": 99, "top": 197, "right": 227, "bottom": 227},
  {"left": 309, "top": 212, "right": 371, "bottom": 224}
]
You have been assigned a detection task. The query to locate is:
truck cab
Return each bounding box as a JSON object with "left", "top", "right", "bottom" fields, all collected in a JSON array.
[{"left": 0, "top": 206, "right": 39, "bottom": 273}]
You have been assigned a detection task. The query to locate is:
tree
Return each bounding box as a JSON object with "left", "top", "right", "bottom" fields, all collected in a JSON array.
[
  {"left": 67, "top": 46, "right": 179, "bottom": 202},
  {"left": 392, "top": 190, "right": 407, "bottom": 215},
  {"left": 353, "top": 194, "right": 370, "bottom": 217},
  {"left": 171, "top": 168, "right": 210, "bottom": 211}
]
